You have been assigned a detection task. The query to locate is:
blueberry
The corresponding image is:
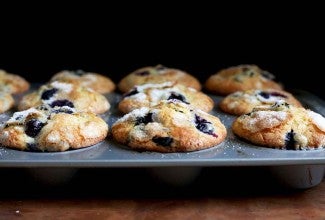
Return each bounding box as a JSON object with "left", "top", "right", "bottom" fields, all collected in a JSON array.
[
  {"left": 124, "top": 88, "right": 139, "bottom": 97},
  {"left": 285, "top": 130, "right": 296, "bottom": 150},
  {"left": 152, "top": 136, "right": 173, "bottom": 147},
  {"left": 135, "top": 71, "right": 150, "bottom": 76},
  {"left": 26, "top": 143, "right": 41, "bottom": 152},
  {"left": 259, "top": 91, "right": 287, "bottom": 99},
  {"left": 15, "top": 115, "right": 23, "bottom": 121},
  {"left": 74, "top": 69, "right": 86, "bottom": 76},
  {"left": 167, "top": 92, "right": 189, "bottom": 104},
  {"left": 50, "top": 99, "right": 74, "bottom": 108},
  {"left": 135, "top": 113, "right": 153, "bottom": 125},
  {"left": 258, "top": 91, "right": 270, "bottom": 99},
  {"left": 37, "top": 105, "right": 49, "bottom": 111},
  {"left": 25, "top": 119, "right": 45, "bottom": 137},
  {"left": 195, "top": 114, "right": 218, "bottom": 138},
  {"left": 52, "top": 108, "right": 74, "bottom": 114},
  {"left": 41, "top": 88, "right": 58, "bottom": 100}
]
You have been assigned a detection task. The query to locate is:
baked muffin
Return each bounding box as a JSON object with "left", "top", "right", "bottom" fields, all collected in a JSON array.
[
  {"left": 0, "top": 105, "right": 109, "bottom": 152},
  {"left": 18, "top": 81, "right": 110, "bottom": 114},
  {"left": 0, "top": 69, "right": 30, "bottom": 94},
  {"left": 51, "top": 69, "right": 115, "bottom": 94},
  {"left": 112, "top": 100, "right": 226, "bottom": 152},
  {"left": 119, "top": 82, "right": 214, "bottom": 114},
  {"left": 118, "top": 65, "right": 201, "bottom": 93},
  {"left": 219, "top": 89, "right": 302, "bottom": 115},
  {"left": 0, "top": 91, "right": 15, "bottom": 113},
  {"left": 205, "top": 65, "right": 283, "bottom": 95},
  {"left": 232, "top": 101, "right": 325, "bottom": 150}
]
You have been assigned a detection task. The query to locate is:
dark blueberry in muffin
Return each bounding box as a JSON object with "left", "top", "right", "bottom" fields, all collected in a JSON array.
[
  {"left": 14, "top": 115, "right": 23, "bottom": 121},
  {"left": 41, "top": 88, "right": 58, "bottom": 100},
  {"left": 135, "top": 113, "right": 153, "bottom": 125},
  {"left": 52, "top": 107, "right": 74, "bottom": 114},
  {"left": 285, "top": 130, "right": 296, "bottom": 150},
  {"left": 135, "top": 71, "right": 150, "bottom": 76},
  {"left": 50, "top": 99, "right": 74, "bottom": 108},
  {"left": 25, "top": 119, "right": 45, "bottom": 137},
  {"left": 168, "top": 92, "right": 189, "bottom": 104},
  {"left": 152, "top": 136, "right": 173, "bottom": 147},
  {"left": 124, "top": 88, "right": 139, "bottom": 97},
  {"left": 259, "top": 91, "right": 287, "bottom": 99},
  {"left": 37, "top": 105, "right": 49, "bottom": 111},
  {"left": 258, "top": 91, "right": 271, "bottom": 99},
  {"left": 195, "top": 114, "right": 218, "bottom": 137},
  {"left": 74, "top": 69, "right": 86, "bottom": 76},
  {"left": 26, "top": 143, "right": 41, "bottom": 152}
]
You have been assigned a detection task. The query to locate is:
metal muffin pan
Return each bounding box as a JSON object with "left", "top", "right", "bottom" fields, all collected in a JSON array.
[{"left": 1, "top": 88, "right": 325, "bottom": 188}]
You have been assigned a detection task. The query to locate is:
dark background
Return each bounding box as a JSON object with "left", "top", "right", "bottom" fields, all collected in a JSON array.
[
  {"left": 0, "top": 5, "right": 324, "bottom": 99},
  {"left": 0, "top": 5, "right": 324, "bottom": 209}
]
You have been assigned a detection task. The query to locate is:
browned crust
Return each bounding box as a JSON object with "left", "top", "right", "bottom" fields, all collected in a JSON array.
[
  {"left": 112, "top": 102, "right": 226, "bottom": 153},
  {"left": 205, "top": 65, "right": 283, "bottom": 95},
  {"left": 232, "top": 107, "right": 325, "bottom": 149},
  {"left": 0, "top": 70, "right": 30, "bottom": 94},
  {"left": 0, "top": 92, "right": 15, "bottom": 113},
  {"left": 118, "top": 84, "right": 214, "bottom": 114},
  {"left": 18, "top": 83, "right": 110, "bottom": 114},
  {"left": 117, "top": 66, "right": 202, "bottom": 93},
  {"left": 0, "top": 112, "right": 109, "bottom": 152},
  {"left": 219, "top": 89, "right": 302, "bottom": 115},
  {"left": 51, "top": 71, "right": 116, "bottom": 94}
]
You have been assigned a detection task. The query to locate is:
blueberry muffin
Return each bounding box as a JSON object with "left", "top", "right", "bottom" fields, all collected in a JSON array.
[
  {"left": 51, "top": 70, "right": 115, "bottom": 94},
  {"left": 0, "top": 105, "right": 109, "bottom": 152},
  {"left": 112, "top": 100, "right": 227, "bottom": 152},
  {"left": 232, "top": 101, "right": 325, "bottom": 150},
  {"left": 205, "top": 65, "right": 283, "bottom": 95},
  {"left": 0, "top": 91, "right": 15, "bottom": 113},
  {"left": 18, "top": 81, "right": 110, "bottom": 114},
  {"left": 0, "top": 69, "right": 30, "bottom": 94},
  {"left": 219, "top": 89, "right": 302, "bottom": 115},
  {"left": 117, "top": 65, "right": 202, "bottom": 93},
  {"left": 119, "top": 82, "right": 214, "bottom": 114}
]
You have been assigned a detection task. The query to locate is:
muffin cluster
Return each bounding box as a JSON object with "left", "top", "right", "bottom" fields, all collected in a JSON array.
[
  {"left": 0, "top": 64, "right": 324, "bottom": 152},
  {"left": 0, "top": 69, "right": 111, "bottom": 152}
]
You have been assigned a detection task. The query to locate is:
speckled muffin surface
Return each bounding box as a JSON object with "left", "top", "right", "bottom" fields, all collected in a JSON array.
[
  {"left": 118, "top": 82, "right": 214, "bottom": 114},
  {"left": 0, "top": 105, "right": 109, "bottom": 152},
  {"left": 0, "top": 92, "right": 15, "bottom": 113},
  {"left": 112, "top": 100, "right": 226, "bottom": 152},
  {"left": 0, "top": 69, "right": 30, "bottom": 94},
  {"left": 219, "top": 89, "right": 302, "bottom": 115},
  {"left": 232, "top": 101, "right": 325, "bottom": 150},
  {"left": 51, "top": 70, "right": 115, "bottom": 94},
  {"left": 205, "top": 65, "right": 283, "bottom": 95},
  {"left": 18, "top": 81, "right": 110, "bottom": 114},
  {"left": 117, "top": 65, "right": 202, "bottom": 93}
]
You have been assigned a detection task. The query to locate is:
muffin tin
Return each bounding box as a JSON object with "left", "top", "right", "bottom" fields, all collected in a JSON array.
[{"left": 1, "top": 88, "right": 325, "bottom": 189}]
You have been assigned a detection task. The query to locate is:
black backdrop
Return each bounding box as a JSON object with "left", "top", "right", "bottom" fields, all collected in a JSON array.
[
  {"left": 1, "top": 40, "right": 323, "bottom": 99},
  {"left": 0, "top": 6, "right": 324, "bottom": 99}
]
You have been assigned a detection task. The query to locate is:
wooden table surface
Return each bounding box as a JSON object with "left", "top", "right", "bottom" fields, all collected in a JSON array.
[{"left": 0, "top": 167, "right": 324, "bottom": 219}]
